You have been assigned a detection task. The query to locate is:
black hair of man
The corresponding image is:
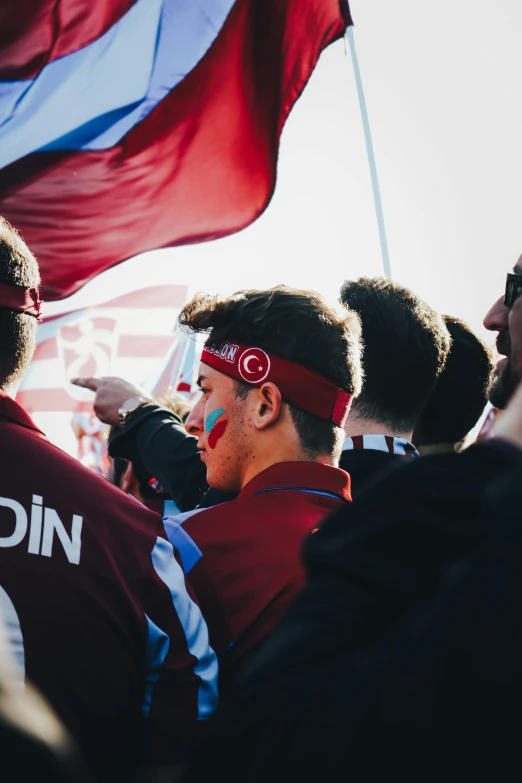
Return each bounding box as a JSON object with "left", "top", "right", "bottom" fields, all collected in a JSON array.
[
  {"left": 107, "top": 453, "right": 159, "bottom": 500},
  {"left": 339, "top": 277, "right": 451, "bottom": 434},
  {"left": 107, "top": 456, "right": 130, "bottom": 490},
  {"left": 413, "top": 315, "right": 493, "bottom": 449},
  {"left": 179, "top": 286, "right": 363, "bottom": 459},
  {"left": 0, "top": 218, "right": 40, "bottom": 391}
]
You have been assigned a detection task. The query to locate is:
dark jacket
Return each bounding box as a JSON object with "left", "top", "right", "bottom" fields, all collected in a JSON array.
[
  {"left": 339, "top": 447, "right": 403, "bottom": 497},
  {"left": 184, "top": 439, "right": 522, "bottom": 783}
]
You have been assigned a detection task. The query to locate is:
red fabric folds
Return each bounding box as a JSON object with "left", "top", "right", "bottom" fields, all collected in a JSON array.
[
  {"left": 0, "top": 0, "right": 350, "bottom": 300},
  {"left": 0, "top": 1, "right": 136, "bottom": 80}
]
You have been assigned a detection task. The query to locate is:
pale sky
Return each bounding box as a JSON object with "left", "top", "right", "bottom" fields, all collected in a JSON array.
[{"left": 45, "top": 0, "right": 522, "bottom": 345}]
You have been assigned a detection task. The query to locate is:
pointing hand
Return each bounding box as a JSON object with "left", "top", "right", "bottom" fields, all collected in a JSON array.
[{"left": 71, "top": 376, "right": 151, "bottom": 426}]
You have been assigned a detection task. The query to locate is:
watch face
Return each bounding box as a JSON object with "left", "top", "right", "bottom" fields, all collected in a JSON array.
[
  {"left": 124, "top": 397, "right": 140, "bottom": 414},
  {"left": 119, "top": 396, "right": 145, "bottom": 419}
]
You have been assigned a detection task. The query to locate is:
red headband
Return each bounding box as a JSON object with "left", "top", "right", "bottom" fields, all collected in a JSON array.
[
  {"left": 0, "top": 282, "right": 41, "bottom": 320},
  {"left": 201, "top": 341, "right": 352, "bottom": 427}
]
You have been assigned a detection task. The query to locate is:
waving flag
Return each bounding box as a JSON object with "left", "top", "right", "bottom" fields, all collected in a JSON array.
[
  {"left": 147, "top": 329, "right": 200, "bottom": 400},
  {"left": 175, "top": 331, "right": 199, "bottom": 398},
  {"left": 16, "top": 284, "right": 188, "bottom": 467},
  {"left": 0, "top": 0, "right": 352, "bottom": 299}
]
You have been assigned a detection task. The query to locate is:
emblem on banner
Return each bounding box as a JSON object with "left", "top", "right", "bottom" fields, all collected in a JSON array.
[{"left": 57, "top": 317, "right": 118, "bottom": 401}]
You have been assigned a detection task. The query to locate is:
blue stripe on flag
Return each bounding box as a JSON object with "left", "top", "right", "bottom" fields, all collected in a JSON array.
[
  {"left": 150, "top": 536, "right": 218, "bottom": 719},
  {"left": 0, "top": 0, "right": 235, "bottom": 169}
]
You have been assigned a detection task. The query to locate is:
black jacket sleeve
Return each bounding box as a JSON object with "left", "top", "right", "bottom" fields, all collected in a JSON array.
[{"left": 108, "top": 404, "right": 207, "bottom": 511}]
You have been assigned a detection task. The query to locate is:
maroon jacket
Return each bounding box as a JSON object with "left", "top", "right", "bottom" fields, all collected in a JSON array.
[
  {"left": 0, "top": 391, "right": 217, "bottom": 778},
  {"left": 165, "top": 461, "right": 351, "bottom": 685}
]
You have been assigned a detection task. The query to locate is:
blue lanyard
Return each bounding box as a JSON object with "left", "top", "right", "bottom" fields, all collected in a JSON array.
[{"left": 255, "top": 487, "right": 347, "bottom": 503}]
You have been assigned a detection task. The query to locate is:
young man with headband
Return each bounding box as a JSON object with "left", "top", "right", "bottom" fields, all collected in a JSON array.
[
  {"left": 77, "top": 286, "right": 362, "bottom": 685},
  {"left": 161, "top": 287, "right": 361, "bottom": 684}
]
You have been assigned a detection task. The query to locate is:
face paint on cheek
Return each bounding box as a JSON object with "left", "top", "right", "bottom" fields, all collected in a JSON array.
[
  {"left": 205, "top": 407, "right": 225, "bottom": 433},
  {"left": 208, "top": 418, "right": 228, "bottom": 449},
  {"left": 204, "top": 407, "right": 228, "bottom": 449}
]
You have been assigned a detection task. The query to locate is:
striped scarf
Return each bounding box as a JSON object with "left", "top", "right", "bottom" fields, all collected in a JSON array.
[{"left": 342, "top": 434, "right": 419, "bottom": 458}]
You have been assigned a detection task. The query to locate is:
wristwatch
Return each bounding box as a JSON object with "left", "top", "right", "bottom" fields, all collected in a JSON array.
[{"left": 118, "top": 395, "right": 151, "bottom": 426}]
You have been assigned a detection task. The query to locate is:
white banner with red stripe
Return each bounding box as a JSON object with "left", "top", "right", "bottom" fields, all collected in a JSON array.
[{"left": 16, "top": 285, "right": 198, "bottom": 466}]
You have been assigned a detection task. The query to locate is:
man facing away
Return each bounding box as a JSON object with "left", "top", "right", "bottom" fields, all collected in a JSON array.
[
  {"left": 339, "top": 277, "right": 451, "bottom": 495},
  {"left": 0, "top": 218, "right": 218, "bottom": 782},
  {"left": 77, "top": 286, "right": 362, "bottom": 686},
  {"left": 413, "top": 315, "right": 493, "bottom": 453}
]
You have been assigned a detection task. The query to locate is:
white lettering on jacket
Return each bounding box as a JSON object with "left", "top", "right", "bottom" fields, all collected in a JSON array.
[{"left": 0, "top": 495, "right": 83, "bottom": 565}]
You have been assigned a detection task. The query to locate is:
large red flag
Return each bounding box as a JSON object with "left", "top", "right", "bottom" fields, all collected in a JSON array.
[{"left": 0, "top": 0, "right": 352, "bottom": 300}]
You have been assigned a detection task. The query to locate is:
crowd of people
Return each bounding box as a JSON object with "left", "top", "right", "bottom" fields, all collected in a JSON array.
[{"left": 0, "top": 212, "right": 520, "bottom": 781}]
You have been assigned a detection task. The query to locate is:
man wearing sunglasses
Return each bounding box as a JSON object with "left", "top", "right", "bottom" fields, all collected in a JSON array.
[{"left": 484, "top": 264, "right": 522, "bottom": 408}]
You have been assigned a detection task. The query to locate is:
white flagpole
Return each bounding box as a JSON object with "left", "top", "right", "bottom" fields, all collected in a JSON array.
[{"left": 345, "top": 25, "right": 392, "bottom": 278}]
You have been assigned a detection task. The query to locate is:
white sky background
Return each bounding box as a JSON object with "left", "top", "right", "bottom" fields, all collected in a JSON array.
[{"left": 45, "top": 0, "right": 522, "bottom": 344}]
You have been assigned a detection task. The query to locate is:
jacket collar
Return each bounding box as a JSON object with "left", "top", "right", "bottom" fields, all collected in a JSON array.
[
  {"left": 0, "top": 390, "right": 46, "bottom": 436},
  {"left": 343, "top": 434, "right": 419, "bottom": 458},
  {"left": 239, "top": 461, "right": 351, "bottom": 502}
]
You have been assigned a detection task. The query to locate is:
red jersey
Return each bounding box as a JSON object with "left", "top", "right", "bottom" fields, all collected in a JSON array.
[
  {"left": 0, "top": 392, "right": 217, "bottom": 777},
  {"left": 164, "top": 461, "right": 350, "bottom": 685}
]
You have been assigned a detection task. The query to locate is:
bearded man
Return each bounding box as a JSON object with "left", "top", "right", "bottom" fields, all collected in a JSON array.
[{"left": 484, "top": 260, "right": 522, "bottom": 407}]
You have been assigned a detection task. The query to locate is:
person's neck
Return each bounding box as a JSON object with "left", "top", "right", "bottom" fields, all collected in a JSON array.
[
  {"left": 239, "top": 439, "right": 335, "bottom": 490},
  {"left": 343, "top": 410, "right": 413, "bottom": 442},
  {"left": 417, "top": 442, "right": 457, "bottom": 456}
]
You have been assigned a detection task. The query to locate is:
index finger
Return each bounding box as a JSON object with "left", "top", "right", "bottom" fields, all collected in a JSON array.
[{"left": 70, "top": 377, "right": 102, "bottom": 392}]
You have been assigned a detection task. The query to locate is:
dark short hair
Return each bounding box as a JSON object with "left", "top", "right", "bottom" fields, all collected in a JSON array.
[
  {"left": 0, "top": 218, "right": 40, "bottom": 390},
  {"left": 179, "top": 286, "right": 363, "bottom": 457},
  {"left": 108, "top": 456, "right": 130, "bottom": 490},
  {"left": 414, "top": 315, "right": 493, "bottom": 448},
  {"left": 340, "top": 277, "right": 451, "bottom": 432}
]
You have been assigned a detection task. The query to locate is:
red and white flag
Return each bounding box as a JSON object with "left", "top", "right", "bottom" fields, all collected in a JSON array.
[
  {"left": 175, "top": 332, "right": 199, "bottom": 398},
  {"left": 0, "top": 0, "right": 352, "bottom": 299},
  {"left": 16, "top": 285, "right": 191, "bottom": 470},
  {"left": 148, "top": 328, "right": 200, "bottom": 401}
]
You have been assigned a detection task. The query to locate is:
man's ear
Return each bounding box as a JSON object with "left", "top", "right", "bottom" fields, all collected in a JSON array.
[{"left": 253, "top": 382, "right": 283, "bottom": 431}]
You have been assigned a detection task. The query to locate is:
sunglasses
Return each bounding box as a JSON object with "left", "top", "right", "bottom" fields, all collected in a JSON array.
[{"left": 504, "top": 273, "right": 522, "bottom": 308}]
